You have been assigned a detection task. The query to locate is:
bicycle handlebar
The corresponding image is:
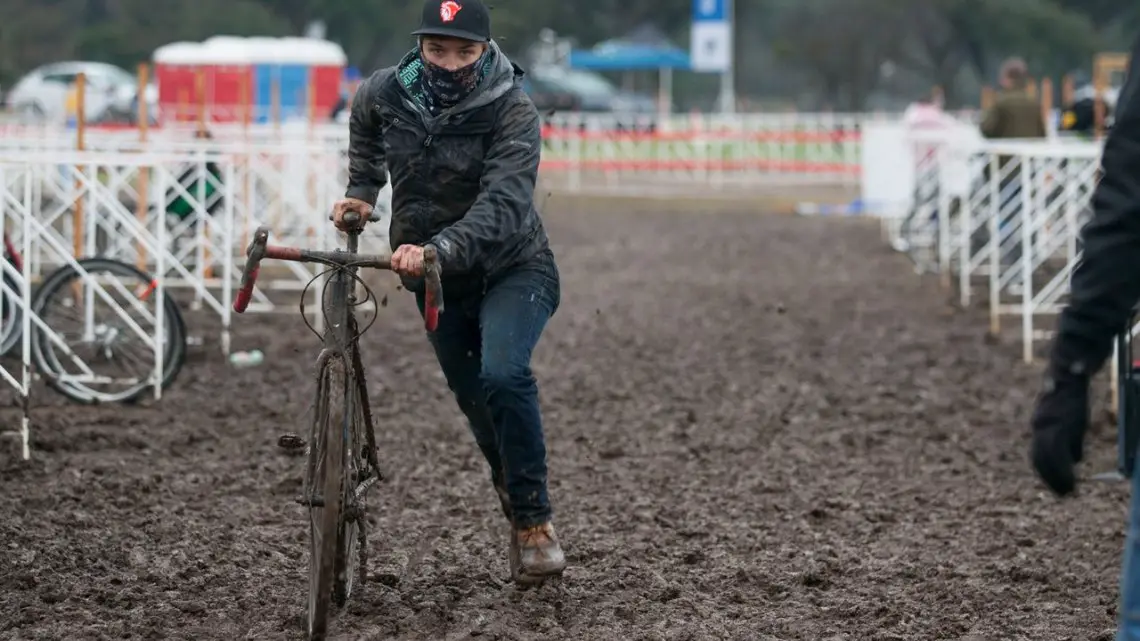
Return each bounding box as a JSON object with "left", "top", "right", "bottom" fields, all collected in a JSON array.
[{"left": 232, "top": 211, "right": 444, "bottom": 332}]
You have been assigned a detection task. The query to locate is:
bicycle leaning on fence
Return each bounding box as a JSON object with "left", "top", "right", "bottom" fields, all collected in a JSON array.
[
  {"left": 0, "top": 229, "right": 188, "bottom": 404},
  {"left": 231, "top": 210, "right": 443, "bottom": 640}
]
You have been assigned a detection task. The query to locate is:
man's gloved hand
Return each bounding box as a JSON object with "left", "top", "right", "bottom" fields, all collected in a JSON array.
[{"left": 1030, "top": 358, "right": 1091, "bottom": 496}]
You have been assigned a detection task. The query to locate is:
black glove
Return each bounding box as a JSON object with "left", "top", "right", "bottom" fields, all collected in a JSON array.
[{"left": 1030, "top": 359, "right": 1091, "bottom": 496}]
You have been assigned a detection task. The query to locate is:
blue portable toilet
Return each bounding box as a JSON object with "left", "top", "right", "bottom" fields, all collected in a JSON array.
[
  {"left": 277, "top": 63, "right": 309, "bottom": 120},
  {"left": 248, "top": 37, "right": 347, "bottom": 123}
]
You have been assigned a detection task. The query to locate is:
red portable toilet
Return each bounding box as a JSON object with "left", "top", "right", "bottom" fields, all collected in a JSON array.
[
  {"left": 156, "top": 37, "right": 345, "bottom": 125},
  {"left": 199, "top": 37, "right": 256, "bottom": 122},
  {"left": 154, "top": 39, "right": 254, "bottom": 124},
  {"left": 153, "top": 42, "right": 204, "bottom": 122}
]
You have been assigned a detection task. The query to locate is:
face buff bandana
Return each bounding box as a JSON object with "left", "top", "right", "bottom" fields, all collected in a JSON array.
[{"left": 420, "top": 45, "right": 492, "bottom": 113}]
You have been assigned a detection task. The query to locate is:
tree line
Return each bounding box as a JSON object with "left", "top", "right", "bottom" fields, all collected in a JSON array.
[{"left": 0, "top": 0, "right": 1132, "bottom": 110}]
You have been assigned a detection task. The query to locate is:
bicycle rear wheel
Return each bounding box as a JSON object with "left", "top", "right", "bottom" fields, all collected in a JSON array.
[
  {"left": 30, "top": 258, "right": 187, "bottom": 403},
  {"left": 0, "top": 267, "right": 23, "bottom": 357},
  {"left": 307, "top": 353, "right": 348, "bottom": 640}
]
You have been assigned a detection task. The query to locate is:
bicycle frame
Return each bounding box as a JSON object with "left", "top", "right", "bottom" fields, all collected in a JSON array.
[
  {"left": 232, "top": 223, "right": 445, "bottom": 472},
  {"left": 323, "top": 228, "right": 374, "bottom": 354}
]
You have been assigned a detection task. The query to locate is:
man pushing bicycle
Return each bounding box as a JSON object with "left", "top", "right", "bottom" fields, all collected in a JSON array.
[{"left": 331, "top": 0, "right": 566, "bottom": 585}]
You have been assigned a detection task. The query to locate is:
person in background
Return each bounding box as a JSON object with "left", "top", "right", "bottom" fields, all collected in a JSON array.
[
  {"left": 1060, "top": 95, "right": 1099, "bottom": 138},
  {"left": 891, "top": 90, "right": 960, "bottom": 254},
  {"left": 981, "top": 57, "right": 1047, "bottom": 140},
  {"left": 64, "top": 80, "right": 79, "bottom": 128},
  {"left": 979, "top": 57, "right": 1046, "bottom": 284},
  {"left": 329, "top": 80, "right": 357, "bottom": 122},
  {"left": 329, "top": 90, "right": 348, "bottom": 122},
  {"left": 1030, "top": 33, "right": 1140, "bottom": 641},
  {"left": 902, "top": 90, "right": 954, "bottom": 130},
  {"left": 1059, "top": 84, "right": 1118, "bottom": 139},
  {"left": 167, "top": 129, "right": 223, "bottom": 222},
  {"left": 331, "top": 69, "right": 363, "bottom": 122}
]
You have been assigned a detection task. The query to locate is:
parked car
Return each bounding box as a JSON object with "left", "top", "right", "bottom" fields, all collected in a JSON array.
[
  {"left": 5, "top": 61, "right": 157, "bottom": 124},
  {"left": 527, "top": 66, "right": 657, "bottom": 131},
  {"left": 522, "top": 75, "right": 579, "bottom": 112}
]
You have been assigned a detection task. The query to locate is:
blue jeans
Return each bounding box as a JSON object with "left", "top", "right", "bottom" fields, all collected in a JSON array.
[
  {"left": 414, "top": 250, "right": 560, "bottom": 528},
  {"left": 1121, "top": 469, "right": 1140, "bottom": 639}
]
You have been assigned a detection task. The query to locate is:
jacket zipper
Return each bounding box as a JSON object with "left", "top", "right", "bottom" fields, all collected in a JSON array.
[{"left": 421, "top": 131, "right": 434, "bottom": 242}]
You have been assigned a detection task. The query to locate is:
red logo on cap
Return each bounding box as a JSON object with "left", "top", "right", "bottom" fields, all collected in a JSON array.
[{"left": 440, "top": 1, "right": 461, "bottom": 21}]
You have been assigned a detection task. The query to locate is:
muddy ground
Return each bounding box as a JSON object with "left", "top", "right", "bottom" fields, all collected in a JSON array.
[{"left": 0, "top": 198, "right": 1129, "bottom": 640}]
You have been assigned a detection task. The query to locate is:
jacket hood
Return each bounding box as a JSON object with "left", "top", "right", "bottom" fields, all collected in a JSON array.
[{"left": 396, "top": 39, "right": 520, "bottom": 116}]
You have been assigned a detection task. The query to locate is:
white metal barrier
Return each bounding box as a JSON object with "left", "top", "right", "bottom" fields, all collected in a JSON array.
[
  {"left": 0, "top": 142, "right": 364, "bottom": 459},
  {"left": 865, "top": 121, "right": 1103, "bottom": 363},
  {"left": 0, "top": 112, "right": 890, "bottom": 197},
  {"left": 0, "top": 158, "right": 177, "bottom": 459},
  {"left": 535, "top": 112, "right": 866, "bottom": 193},
  {"left": 0, "top": 143, "right": 351, "bottom": 335}
]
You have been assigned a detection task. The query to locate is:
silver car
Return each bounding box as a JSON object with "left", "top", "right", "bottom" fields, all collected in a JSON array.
[{"left": 5, "top": 61, "right": 157, "bottom": 124}]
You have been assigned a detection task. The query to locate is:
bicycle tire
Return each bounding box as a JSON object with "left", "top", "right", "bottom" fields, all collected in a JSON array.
[
  {"left": 0, "top": 268, "right": 23, "bottom": 357},
  {"left": 30, "top": 258, "right": 188, "bottom": 404},
  {"left": 307, "top": 353, "right": 347, "bottom": 640},
  {"left": 332, "top": 346, "right": 365, "bottom": 608},
  {"left": 33, "top": 258, "right": 187, "bottom": 402}
]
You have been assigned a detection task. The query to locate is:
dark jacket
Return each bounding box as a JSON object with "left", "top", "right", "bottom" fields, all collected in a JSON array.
[
  {"left": 1050, "top": 33, "right": 1140, "bottom": 372},
  {"left": 345, "top": 41, "right": 549, "bottom": 296},
  {"left": 1060, "top": 96, "right": 1113, "bottom": 138}
]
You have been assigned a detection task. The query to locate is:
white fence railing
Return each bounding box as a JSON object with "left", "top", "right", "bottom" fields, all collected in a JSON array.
[
  {"left": 0, "top": 112, "right": 894, "bottom": 195},
  {"left": 0, "top": 157, "right": 182, "bottom": 458},
  {"left": 0, "top": 110, "right": 1007, "bottom": 197},
  {"left": 0, "top": 144, "right": 358, "bottom": 459},
  {"left": 866, "top": 122, "right": 1105, "bottom": 364}
]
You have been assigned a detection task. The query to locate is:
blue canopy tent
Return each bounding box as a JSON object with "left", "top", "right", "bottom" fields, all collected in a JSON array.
[
  {"left": 568, "top": 33, "right": 690, "bottom": 114},
  {"left": 568, "top": 43, "right": 691, "bottom": 70}
]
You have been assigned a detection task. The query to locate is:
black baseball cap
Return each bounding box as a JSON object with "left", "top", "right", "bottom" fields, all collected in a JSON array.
[{"left": 412, "top": 0, "right": 491, "bottom": 43}]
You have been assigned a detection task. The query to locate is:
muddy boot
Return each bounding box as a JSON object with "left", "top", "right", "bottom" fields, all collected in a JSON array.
[{"left": 508, "top": 523, "right": 566, "bottom": 585}]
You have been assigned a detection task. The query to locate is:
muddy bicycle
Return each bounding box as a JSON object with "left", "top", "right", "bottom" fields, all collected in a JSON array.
[{"left": 232, "top": 211, "right": 442, "bottom": 640}]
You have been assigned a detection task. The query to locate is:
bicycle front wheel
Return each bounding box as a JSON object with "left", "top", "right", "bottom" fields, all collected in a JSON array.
[
  {"left": 307, "top": 353, "right": 348, "bottom": 640},
  {"left": 333, "top": 346, "right": 367, "bottom": 608}
]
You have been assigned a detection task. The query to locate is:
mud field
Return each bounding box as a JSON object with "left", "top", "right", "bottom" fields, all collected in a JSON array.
[{"left": 0, "top": 199, "right": 1130, "bottom": 640}]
